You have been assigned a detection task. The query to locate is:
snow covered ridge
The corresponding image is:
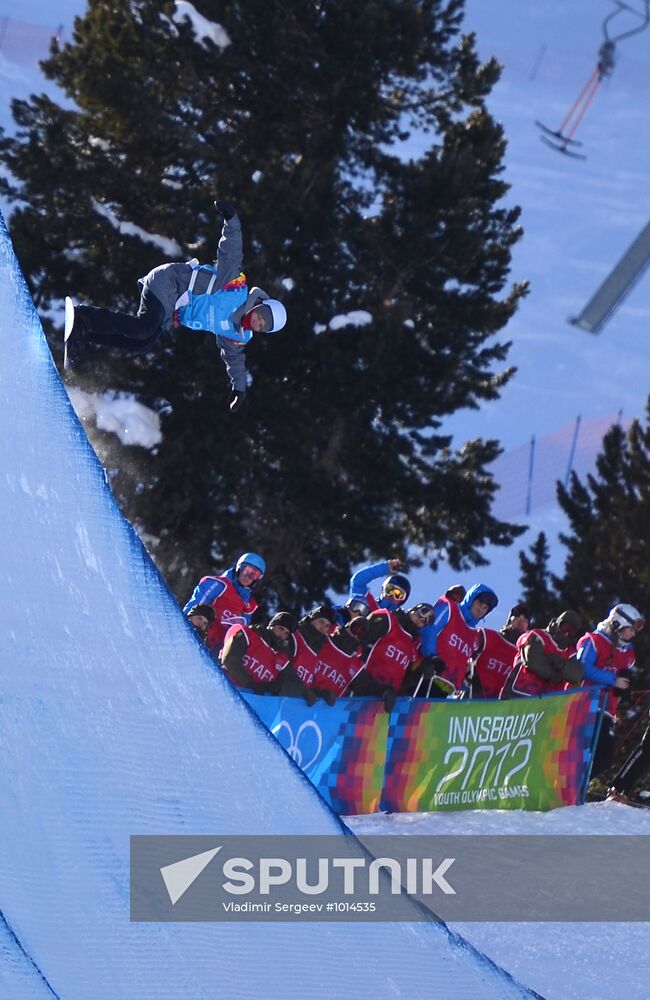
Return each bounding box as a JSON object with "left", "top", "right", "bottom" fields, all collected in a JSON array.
[
  {"left": 314, "top": 310, "right": 373, "bottom": 334},
  {"left": 169, "top": 1, "right": 231, "bottom": 50},
  {"left": 91, "top": 198, "right": 183, "bottom": 257}
]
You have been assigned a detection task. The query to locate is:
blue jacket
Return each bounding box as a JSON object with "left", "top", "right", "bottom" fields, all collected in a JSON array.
[
  {"left": 420, "top": 583, "right": 498, "bottom": 657},
  {"left": 576, "top": 629, "right": 628, "bottom": 685},
  {"left": 183, "top": 567, "right": 255, "bottom": 624},
  {"left": 348, "top": 560, "right": 403, "bottom": 612},
  {"left": 177, "top": 270, "right": 250, "bottom": 340}
]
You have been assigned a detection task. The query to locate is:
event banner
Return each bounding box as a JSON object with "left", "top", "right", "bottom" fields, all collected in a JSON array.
[
  {"left": 241, "top": 689, "right": 601, "bottom": 815},
  {"left": 241, "top": 693, "right": 388, "bottom": 815},
  {"left": 381, "top": 688, "right": 602, "bottom": 813}
]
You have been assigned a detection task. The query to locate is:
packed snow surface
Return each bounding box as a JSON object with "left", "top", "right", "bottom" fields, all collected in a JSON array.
[{"left": 348, "top": 802, "right": 650, "bottom": 1000}]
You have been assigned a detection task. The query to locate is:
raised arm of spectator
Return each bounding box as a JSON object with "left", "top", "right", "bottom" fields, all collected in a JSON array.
[{"left": 348, "top": 560, "right": 393, "bottom": 602}]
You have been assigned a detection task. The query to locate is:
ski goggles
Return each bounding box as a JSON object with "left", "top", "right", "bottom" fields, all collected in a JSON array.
[
  {"left": 345, "top": 598, "right": 370, "bottom": 617},
  {"left": 239, "top": 564, "right": 263, "bottom": 582},
  {"left": 619, "top": 613, "right": 645, "bottom": 632},
  {"left": 411, "top": 603, "right": 435, "bottom": 626},
  {"left": 383, "top": 584, "right": 408, "bottom": 603}
]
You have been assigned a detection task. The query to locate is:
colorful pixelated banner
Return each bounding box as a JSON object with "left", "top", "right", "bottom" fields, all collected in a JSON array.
[
  {"left": 241, "top": 694, "right": 387, "bottom": 815},
  {"left": 241, "top": 689, "right": 601, "bottom": 815},
  {"left": 381, "top": 688, "right": 602, "bottom": 813}
]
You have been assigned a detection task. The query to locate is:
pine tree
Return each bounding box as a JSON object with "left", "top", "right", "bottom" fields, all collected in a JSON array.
[
  {"left": 553, "top": 411, "right": 650, "bottom": 627},
  {"left": 1, "top": 0, "right": 527, "bottom": 610},
  {"left": 552, "top": 406, "right": 650, "bottom": 784},
  {"left": 518, "top": 531, "right": 557, "bottom": 626}
]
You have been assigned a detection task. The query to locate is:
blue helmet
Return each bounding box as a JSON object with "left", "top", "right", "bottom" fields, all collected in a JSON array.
[
  {"left": 235, "top": 552, "right": 266, "bottom": 578},
  {"left": 381, "top": 574, "right": 411, "bottom": 604}
]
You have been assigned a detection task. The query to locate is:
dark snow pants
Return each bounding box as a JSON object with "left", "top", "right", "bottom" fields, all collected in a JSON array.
[{"left": 75, "top": 288, "right": 165, "bottom": 354}]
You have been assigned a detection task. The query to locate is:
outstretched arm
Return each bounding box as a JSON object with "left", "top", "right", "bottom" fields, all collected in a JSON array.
[
  {"left": 219, "top": 340, "right": 248, "bottom": 393},
  {"left": 213, "top": 211, "right": 244, "bottom": 288}
]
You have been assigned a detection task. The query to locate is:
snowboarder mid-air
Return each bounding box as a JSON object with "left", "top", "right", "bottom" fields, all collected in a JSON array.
[{"left": 66, "top": 200, "right": 287, "bottom": 412}]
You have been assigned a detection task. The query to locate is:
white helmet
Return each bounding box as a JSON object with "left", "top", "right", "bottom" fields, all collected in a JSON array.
[
  {"left": 262, "top": 298, "right": 287, "bottom": 334},
  {"left": 607, "top": 603, "right": 645, "bottom": 634}
]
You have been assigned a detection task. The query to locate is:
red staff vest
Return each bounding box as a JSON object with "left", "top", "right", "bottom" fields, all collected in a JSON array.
[
  {"left": 472, "top": 628, "right": 517, "bottom": 698},
  {"left": 205, "top": 575, "right": 258, "bottom": 652},
  {"left": 291, "top": 630, "right": 319, "bottom": 688},
  {"left": 313, "top": 636, "right": 364, "bottom": 698},
  {"left": 505, "top": 628, "right": 568, "bottom": 698},
  {"left": 576, "top": 631, "right": 635, "bottom": 717},
  {"left": 435, "top": 598, "right": 481, "bottom": 690},
  {"left": 364, "top": 610, "right": 420, "bottom": 689},
  {"left": 223, "top": 624, "right": 288, "bottom": 687}
]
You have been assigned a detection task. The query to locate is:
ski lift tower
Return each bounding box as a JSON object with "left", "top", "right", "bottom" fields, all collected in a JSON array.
[{"left": 569, "top": 218, "right": 650, "bottom": 333}]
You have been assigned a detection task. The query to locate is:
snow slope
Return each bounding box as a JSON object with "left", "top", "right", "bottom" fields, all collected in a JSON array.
[
  {"left": 0, "top": 216, "right": 542, "bottom": 998},
  {"left": 348, "top": 801, "right": 650, "bottom": 1000}
]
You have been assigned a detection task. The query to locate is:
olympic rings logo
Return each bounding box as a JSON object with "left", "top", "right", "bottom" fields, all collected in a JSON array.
[{"left": 271, "top": 719, "right": 323, "bottom": 770}]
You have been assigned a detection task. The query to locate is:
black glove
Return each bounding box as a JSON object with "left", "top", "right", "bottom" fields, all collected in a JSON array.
[
  {"left": 303, "top": 688, "right": 318, "bottom": 707},
  {"left": 228, "top": 390, "right": 246, "bottom": 413},
  {"left": 383, "top": 688, "right": 398, "bottom": 714},
  {"left": 314, "top": 687, "right": 337, "bottom": 707},
  {"left": 346, "top": 616, "right": 369, "bottom": 643},
  {"left": 615, "top": 669, "right": 633, "bottom": 703},
  {"left": 214, "top": 199, "right": 236, "bottom": 220},
  {"left": 421, "top": 656, "right": 446, "bottom": 680}
]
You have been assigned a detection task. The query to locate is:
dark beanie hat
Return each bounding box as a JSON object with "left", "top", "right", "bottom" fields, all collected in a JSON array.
[
  {"left": 187, "top": 603, "right": 216, "bottom": 623},
  {"left": 269, "top": 612, "right": 298, "bottom": 633},
  {"left": 556, "top": 609, "right": 582, "bottom": 637},
  {"left": 308, "top": 604, "right": 337, "bottom": 625},
  {"left": 508, "top": 603, "right": 531, "bottom": 621}
]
